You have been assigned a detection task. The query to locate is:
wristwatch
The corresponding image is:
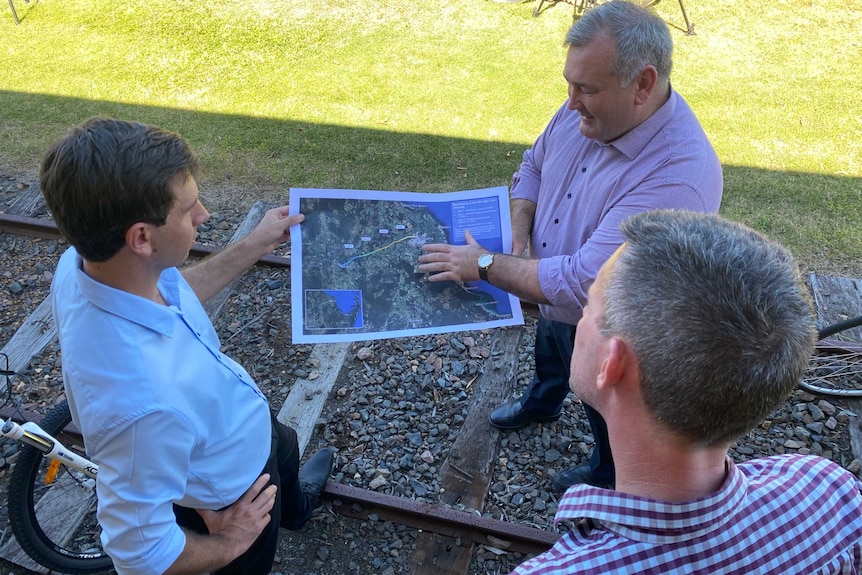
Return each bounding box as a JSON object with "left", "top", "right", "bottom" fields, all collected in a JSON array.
[{"left": 478, "top": 253, "right": 495, "bottom": 281}]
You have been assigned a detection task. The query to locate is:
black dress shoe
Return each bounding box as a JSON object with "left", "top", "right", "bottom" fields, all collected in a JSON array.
[
  {"left": 552, "top": 464, "right": 613, "bottom": 492},
  {"left": 299, "top": 447, "right": 334, "bottom": 499},
  {"left": 488, "top": 399, "right": 561, "bottom": 430},
  {"left": 283, "top": 448, "right": 335, "bottom": 530}
]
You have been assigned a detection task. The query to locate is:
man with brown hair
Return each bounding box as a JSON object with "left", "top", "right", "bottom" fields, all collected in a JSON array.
[{"left": 41, "top": 117, "right": 332, "bottom": 575}]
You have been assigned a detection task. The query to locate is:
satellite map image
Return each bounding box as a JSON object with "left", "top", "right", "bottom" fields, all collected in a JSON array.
[{"left": 290, "top": 188, "right": 524, "bottom": 343}]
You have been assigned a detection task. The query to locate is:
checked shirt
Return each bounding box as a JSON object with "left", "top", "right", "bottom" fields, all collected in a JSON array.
[{"left": 513, "top": 455, "right": 862, "bottom": 574}]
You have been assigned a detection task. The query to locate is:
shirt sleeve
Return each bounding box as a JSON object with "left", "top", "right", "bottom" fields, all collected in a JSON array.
[
  {"left": 538, "top": 177, "right": 718, "bottom": 322},
  {"left": 94, "top": 410, "right": 197, "bottom": 575}
]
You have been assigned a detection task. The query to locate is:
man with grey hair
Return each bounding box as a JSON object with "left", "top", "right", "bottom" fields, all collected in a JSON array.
[
  {"left": 418, "top": 0, "right": 722, "bottom": 491},
  {"left": 512, "top": 210, "right": 862, "bottom": 574}
]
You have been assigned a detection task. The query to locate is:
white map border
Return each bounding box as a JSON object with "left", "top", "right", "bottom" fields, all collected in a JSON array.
[{"left": 289, "top": 187, "right": 524, "bottom": 343}]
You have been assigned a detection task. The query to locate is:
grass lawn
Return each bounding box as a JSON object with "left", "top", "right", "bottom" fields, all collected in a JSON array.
[{"left": 0, "top": 0, "right": 860, "bottom": 275}]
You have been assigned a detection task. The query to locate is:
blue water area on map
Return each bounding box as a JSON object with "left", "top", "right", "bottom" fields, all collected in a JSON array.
[
  {"left": 406, "top": 197, "right": 504, "bottom": 252},
  {"left": 403, "top": 197, "right": 511, "bottom": 315},
  {"left": 327, "top": 289, "right": 363, "bottom": 327},
  {"left": 482, "top": 283, "right": 513, "bottom": 315}
]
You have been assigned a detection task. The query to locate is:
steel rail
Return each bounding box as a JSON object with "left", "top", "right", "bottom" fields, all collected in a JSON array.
[
  {"left": 324, "top": 482, "right": 558, "bottom": 556},
  {"left": 0, "top": 213, "right": 291, "bottom": 268}
]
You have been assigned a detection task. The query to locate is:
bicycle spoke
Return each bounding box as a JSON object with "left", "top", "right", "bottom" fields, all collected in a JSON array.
[{"left": 801, "top": 345, "right": 862, "bottom": 397}]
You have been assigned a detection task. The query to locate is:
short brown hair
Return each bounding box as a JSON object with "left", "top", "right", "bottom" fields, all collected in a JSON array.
[{"left": 40, "top": 117, "right": 200, "bottom": 261}]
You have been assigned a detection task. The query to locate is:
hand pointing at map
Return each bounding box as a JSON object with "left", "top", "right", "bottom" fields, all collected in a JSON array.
[
  {"left": 418, "top": 230, "right": 547, "bottom": 306},
  {"left": 418, "top": 229, "right": 487, "bottom": 283}
]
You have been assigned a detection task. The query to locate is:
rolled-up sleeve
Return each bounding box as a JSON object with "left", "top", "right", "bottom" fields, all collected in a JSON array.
[{"left": 95, "top": 411, "right": 196, "bottom": 575}]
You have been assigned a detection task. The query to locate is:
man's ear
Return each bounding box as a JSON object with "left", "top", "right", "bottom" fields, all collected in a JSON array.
[
  {"left": 125, "top": 222, "right": 154, "bottom": 257},
  {"left": 596, "top": 337, "right": 631, "bottom": 390},
  {"left": 633, "top": 65, "right": 658, "bottom": 106}
]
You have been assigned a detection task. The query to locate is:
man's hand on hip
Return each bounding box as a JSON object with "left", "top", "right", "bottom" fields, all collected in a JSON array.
[
  {"left": 165, "top": 474, "right": 278, "bottom": 575},
  {"left": 197, "top": 473, "right": 277, "bottom": 559}
]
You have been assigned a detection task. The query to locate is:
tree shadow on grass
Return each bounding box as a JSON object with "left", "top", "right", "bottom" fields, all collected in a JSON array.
[
  {"left": 1, "top": 90, "right": 860, "bottom": 274},
  {"left": 0, "top": 91, "right": 526, "bottom": 196}
]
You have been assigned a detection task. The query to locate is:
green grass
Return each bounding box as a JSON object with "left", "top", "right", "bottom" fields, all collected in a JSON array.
[{"left": 1, "top": 0, "right": 860, "bottom": 274}]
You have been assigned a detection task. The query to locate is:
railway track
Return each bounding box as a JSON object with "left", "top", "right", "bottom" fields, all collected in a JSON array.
[
  {"left": 0, "top": 212, "right": 292, "bottom": 268},
  {"left": 0, "top": 203, "right": 557, "bottom": 574},
  {"left": 0, "top": 405, "right": 557, "bottom": 559}
]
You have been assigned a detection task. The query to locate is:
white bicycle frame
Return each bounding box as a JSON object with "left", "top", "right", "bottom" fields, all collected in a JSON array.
[{"left": 0, "top": 417, "right": 99, "bottom": 479}]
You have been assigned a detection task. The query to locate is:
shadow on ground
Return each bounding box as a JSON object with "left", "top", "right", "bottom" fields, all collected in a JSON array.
[{"left": 1, "top": 90, "right": 860, "bottom": 275}]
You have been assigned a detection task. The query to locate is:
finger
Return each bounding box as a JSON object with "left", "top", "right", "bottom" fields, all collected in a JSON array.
[
  {"left": 464, "top": 229, "right": 477, "bottom": 246},
  {"left": 424, "top": 271, "right": 455, "bottom": 283},
  {"left": 258, "top": 512, "right": 273, "bottom": 528},
  {"left": 253, "top": 485, "right": 278, "bottom": 513},
  {"left": 417, "top": 253, "right": 447, "bottom": 264},
  {"left": 268, "top": 206, "right": 303, "bottom": 224},
  {"left": 417, "top": 261, "right": 449, "bottom": 273},
  {"left": 421, "top": 243, "right": 449, "bottom": 253},
  {"left": 241, "top": 474, "right": 272, "bottom": 502}
]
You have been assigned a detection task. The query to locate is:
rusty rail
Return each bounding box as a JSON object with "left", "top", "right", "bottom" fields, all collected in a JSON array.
[
  {"left": 325, "top": 482, "right": 558, "bottom": 556},
  {"left": 0, "top": 213, "right": 291, "bottom": 268}
]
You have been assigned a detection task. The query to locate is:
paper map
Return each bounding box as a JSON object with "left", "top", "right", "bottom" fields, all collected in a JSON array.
[{"left": 289, "top": 187, "right": 524, "bottom": 343}]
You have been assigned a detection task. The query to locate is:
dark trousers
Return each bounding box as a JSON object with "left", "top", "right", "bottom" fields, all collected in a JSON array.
[
  {"left": 173, "top": 413, "right": 310, "bottom": 575},
  {"left": 520, "top": 315, "right": 615, "bottom": 484}
]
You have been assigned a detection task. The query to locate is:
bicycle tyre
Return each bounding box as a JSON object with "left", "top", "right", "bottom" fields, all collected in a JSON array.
[
  {"left": 7, "top": 399, "right": 113, "bottom": 574},
  {"left": 799, "top": 315, "right": 862, "bottom": 397}
]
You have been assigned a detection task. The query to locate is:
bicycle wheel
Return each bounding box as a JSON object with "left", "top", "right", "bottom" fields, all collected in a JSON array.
[
  {"left": 7, "top": 399, "right": 113, "bottom": 574},
  {"left": 800, "top": 315, "right": 862, "bottom": 397}
]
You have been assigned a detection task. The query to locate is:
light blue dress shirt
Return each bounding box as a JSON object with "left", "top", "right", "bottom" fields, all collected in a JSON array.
[{"left": 51, "top": 247, "right": 271, "bottom": 575}]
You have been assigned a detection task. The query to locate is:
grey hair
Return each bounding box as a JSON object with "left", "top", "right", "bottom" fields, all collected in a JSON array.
[
  {"left": 599, "top": 211, "right": 816, "bottom": 446},
  {"left": 565, "top": 0, "right": 673, "bottom": 87}
]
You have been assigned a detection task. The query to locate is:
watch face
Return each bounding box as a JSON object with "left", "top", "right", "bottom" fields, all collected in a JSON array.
[{"left": 478, "top": 253, "right": 494, "bottom": 268}]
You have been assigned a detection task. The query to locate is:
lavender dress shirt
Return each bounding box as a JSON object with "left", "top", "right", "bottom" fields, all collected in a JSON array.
[{"left": 512, "top": 90, "right": 723, "bottom": 325}]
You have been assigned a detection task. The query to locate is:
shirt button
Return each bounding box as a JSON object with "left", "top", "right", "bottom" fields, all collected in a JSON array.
[
  {"left": 554, "top": 219, "right": 559, "bottom": 224},
  {"left": 542, "top": 242, "right": 547, "bottom": 247},
  {"left": 567, "top": 193, "right": 572, "bottom": 199},
  {"left": 581, "top": 167, "right": 587, "bottom": 173}
]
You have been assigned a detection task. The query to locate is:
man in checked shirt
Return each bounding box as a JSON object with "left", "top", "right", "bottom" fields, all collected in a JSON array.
[{"left": 513, "top": 210, "right": 862, "bottom": 574}]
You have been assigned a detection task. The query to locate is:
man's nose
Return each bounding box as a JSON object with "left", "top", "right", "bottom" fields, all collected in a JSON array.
[
  {"left": 567, "top": 87, "right": 582, "bottom": 110},
  {"left": 196, "top": 204, "right": 210, "bottom": 226},
  {"left": 567, "top": 97, "right": 584, "bottom": 112}
]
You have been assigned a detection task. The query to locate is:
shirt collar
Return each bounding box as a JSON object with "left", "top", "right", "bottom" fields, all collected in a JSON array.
[
  {"left": 608, "top": 88, "right": 678, "bottom": 161},
  {"left": 74, "top": 254, "right": 179, "bottom": 337},
  {"left": 554, "top": 457, "right": 748, "bottom": 545}
]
